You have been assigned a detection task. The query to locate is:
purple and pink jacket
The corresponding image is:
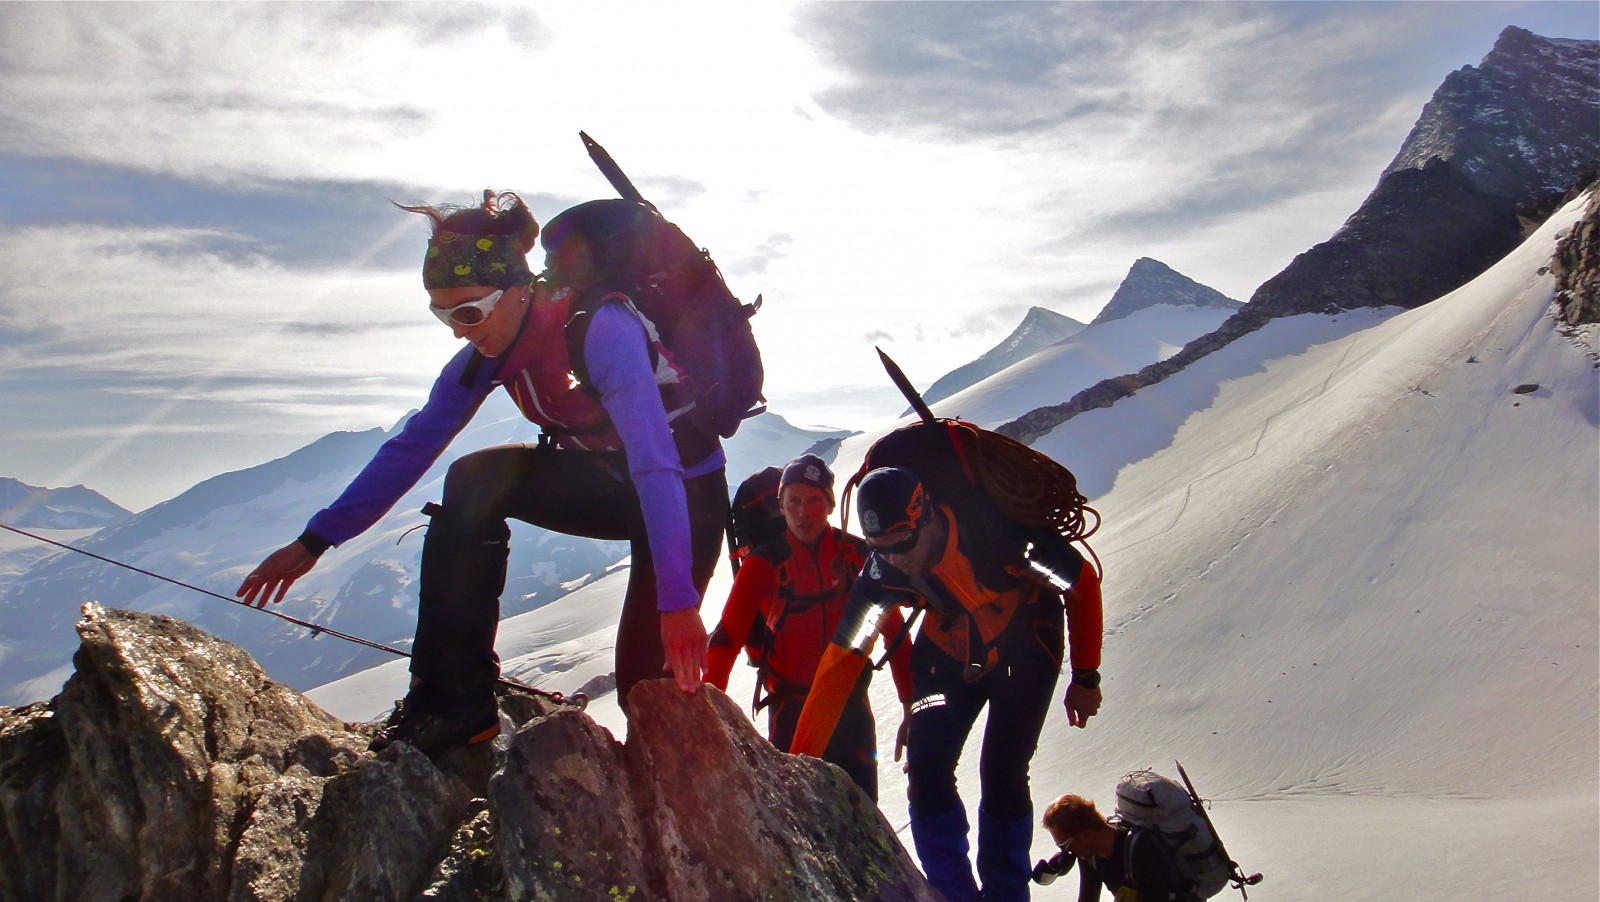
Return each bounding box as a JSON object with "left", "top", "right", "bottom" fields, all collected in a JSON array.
[{"left": 300, "top": 290, "right": 722, "bottom": 612}]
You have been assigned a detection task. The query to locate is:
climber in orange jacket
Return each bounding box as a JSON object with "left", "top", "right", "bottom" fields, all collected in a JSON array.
[
  {"left": 791, "top": 466, "right": 1103, "bottom": 902},
  {"left": 707, "top": 454, "right": 913, "bottom": 801}
]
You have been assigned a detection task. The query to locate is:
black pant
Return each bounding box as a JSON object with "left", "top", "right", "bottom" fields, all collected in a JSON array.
[
  {"left": 409, "top": 442, "right": 727, "bottom": 713},
  {"left": 769, "top": 684, "right": 881, "bottom": 802},
  {"left": 904, "top": 596, "right": 1064, "bottom": 822}
]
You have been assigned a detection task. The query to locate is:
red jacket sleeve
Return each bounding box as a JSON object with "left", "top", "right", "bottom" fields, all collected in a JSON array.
[
  {"left": 705, "top": 556, "right": 777, "bottom": 691},
  {"left": 1065, "top": 557, "right": 1103, "bottom": 671}
]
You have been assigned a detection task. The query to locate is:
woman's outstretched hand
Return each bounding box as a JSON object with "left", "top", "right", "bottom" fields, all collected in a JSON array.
[
  {"left": 660, "top": 608, "right": 707, "bottom": 693},
  {"left": 236, "top": 541, "right": 318, "bottom": 607}
]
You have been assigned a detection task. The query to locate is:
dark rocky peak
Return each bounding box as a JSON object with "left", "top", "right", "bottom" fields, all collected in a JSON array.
[
  {"left": 0, "top": 477, "right": 131, "bottom": 529},
  {"left": 1246, "top": 156, "right": 1524, "bottom": 319},
  {"left": 0, "top": 605, "right": 934, "bottom": 901},
  {"left": 1090, "top": 258, "right": 1241, "bottom": 327},
  {"left": 1384, "top": 26, "right": 1599, "bottom": 205},
  {"left": 915, "top": 306, "right": 1086, "bottom": 409},
  {"left": 997, "top": 29, "right": 1595, "bottom": 446}
]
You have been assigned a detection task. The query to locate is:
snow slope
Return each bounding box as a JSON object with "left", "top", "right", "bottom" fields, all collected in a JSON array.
[
  {"left": 829, "top": 301, "right": 1241, "bottom": 498},
  {"left": 311, "top": 195, "right": 1599, "bottom": 900},
  {"left": 1026, "top": 195, "right": 1598, "bottom": 900}
]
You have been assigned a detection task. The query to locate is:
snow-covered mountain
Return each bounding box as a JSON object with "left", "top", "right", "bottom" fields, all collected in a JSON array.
[
  {"left": 315, "top": 191, "right": 1599, "bottom": 902},
  {"left": 0, "top": 477, "right": 129, "bottom": 529},
  {"left": 912, "top": 306, "right": 1086, "bottom": 410},
  {"left": 0, "top": 396, "right": 846, "bottom": 705},
  {"left": 1090, "top": 258, "right": 1240, "bottom": 327},
  {"left": 910, "top": 259, "right": 1234, "bottom": 416},
  {"left": 0, "top": 478, "right": 130, "bottom": 577},
  {"left": 834, "top": 298, "right": 1240, "bottom": 494}
]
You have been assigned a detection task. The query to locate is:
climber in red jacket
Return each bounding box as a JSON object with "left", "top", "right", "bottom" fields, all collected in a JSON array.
[{"left": 707, "top": 454, "right": 913, "bottom": 801}]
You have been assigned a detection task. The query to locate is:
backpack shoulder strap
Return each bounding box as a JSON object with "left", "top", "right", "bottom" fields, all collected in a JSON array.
[
  {"left": 563, "top": 290, "right": 660, "bottom": 387},
  {"left": 459, "top": 349, "right": 488, "bottom": 387},
  {"left": 840, "top": 531, "right": 870, "bottom": 565}
]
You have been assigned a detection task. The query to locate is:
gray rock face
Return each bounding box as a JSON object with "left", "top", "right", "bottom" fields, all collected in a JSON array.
[
  {"left": 1247, "top": 157, "right": 1525, "bottom": 318},
  {"left": 1385, "top": 26, "right": 1600, "bottom": 205},
  {"left": 1551, "top": 175, "right": 1600, "bottom": 329},
  {"left": 0, "top": 604, "right": 933, "bottom": 901},
  {"left": 1090, "top": 259, "right": 1240, "bottom": 327}
]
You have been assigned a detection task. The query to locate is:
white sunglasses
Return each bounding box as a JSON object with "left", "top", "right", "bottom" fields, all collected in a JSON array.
[{"left": 430, "top": 289, "right": 505, "bottom": 328}]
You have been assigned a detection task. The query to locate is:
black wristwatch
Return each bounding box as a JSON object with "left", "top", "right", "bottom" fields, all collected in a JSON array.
[{"left": 1071, "top": 668, "right": 1101, "bottom": 689}]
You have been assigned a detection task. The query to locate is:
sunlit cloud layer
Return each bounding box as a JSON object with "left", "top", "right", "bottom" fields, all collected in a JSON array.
[{"left": 0, "top": 1, "right": 1593, "bottom": 508}]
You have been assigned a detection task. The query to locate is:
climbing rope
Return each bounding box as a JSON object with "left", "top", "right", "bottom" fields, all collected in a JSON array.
[
  {"left": 839, "top": 419, "right": 1102, "bottom": 577},
  {"left": 952, "top": 420, "right": 1102, "bottom": 546},
  {"left": 0, "top": 522, "right": 583, "bottom": 708}
]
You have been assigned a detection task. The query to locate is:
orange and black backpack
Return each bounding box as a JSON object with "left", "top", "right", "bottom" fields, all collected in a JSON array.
[{"left": 841, "top": 418, "right": 1100, "bottom": 589}]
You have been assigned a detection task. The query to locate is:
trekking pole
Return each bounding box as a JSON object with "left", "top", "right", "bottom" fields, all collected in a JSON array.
[
  {"left": 1175, "top": 760, "right": 1264, "bottom": 899},
  {"left": 0, "top": 522, "right": 583, "bottom": 708}
]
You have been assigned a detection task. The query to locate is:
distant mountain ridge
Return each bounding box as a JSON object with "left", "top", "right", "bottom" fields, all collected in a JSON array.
[
  {"left": 912, "top": 306, "right": 1085, "bottom": 411},
  {"left": 0, "top": 398, "right": 846, "bottom": 705},
  {"left": 912, "top": 258, "right": 1237, "bottom": 415},
  {"left": 1090, "top": 257, "right": 1240, "bottom": 326},
  {"left": 0, "top": 478, "right": 130, "bottom": 529}
]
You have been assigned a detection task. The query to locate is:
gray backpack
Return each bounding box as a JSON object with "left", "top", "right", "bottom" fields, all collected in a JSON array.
[{"left": 1114, "top": 768, "right": 1233, "bottom": 898}]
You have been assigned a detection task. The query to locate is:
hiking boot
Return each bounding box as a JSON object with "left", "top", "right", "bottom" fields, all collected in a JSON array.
[{"left": 368, "top": 698, "right": 501, "bottom": 760}]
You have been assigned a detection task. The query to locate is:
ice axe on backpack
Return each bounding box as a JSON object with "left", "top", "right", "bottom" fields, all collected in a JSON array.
[
  {"left": 1176, "top": 761, "right": 1264, "bottom": 899},
  {"left": 876, "top": 347, "right": 937, "bottom": 424},
  {"left": 580, "top": 131, "right": 654, "bottom": 210},
  {"left": 576, "top": 132, "right": 770, "bottom": 577}
]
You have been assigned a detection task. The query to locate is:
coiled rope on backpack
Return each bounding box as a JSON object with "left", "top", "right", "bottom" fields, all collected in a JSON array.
[
  {"left": 841, "top": 419, "right": 1102, "bottom": 577},
  {"left": 950, "top": 420, "right": 1101, "bottom": 546}
]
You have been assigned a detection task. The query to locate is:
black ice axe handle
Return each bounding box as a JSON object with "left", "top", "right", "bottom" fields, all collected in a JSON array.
[
  {"left": 579, "top": 131, "right": 652, "bottom": 209},
  {"left": 1175, "top": 760, "right": 1265, "bottom": 897},
  {"left": 878, "top": 347, "right": 937, "bottom": 424}
]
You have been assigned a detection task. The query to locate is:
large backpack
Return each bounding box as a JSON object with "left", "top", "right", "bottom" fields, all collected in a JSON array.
[
  {"left": 1114, "top": 766, "right": 1260, "bottom": 899},
  {"left": 841, "top": 418, "right": 1100, "bottom": 588},
  {"left": 541, "top": 197, "right": 765, "bottom": 441},
  {"left": 728, "top": 466, "right": 786, "bottom": 570}
]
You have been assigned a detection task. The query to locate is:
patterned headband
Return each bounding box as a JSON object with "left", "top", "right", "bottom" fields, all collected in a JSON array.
[{"left": 422, "top": 232, "right": 533, "bottom": 289}]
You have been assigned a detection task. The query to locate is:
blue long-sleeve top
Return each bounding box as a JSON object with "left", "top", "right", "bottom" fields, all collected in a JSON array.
[{"left": 302, "top": 300, "right": 721, "bottom": 612}]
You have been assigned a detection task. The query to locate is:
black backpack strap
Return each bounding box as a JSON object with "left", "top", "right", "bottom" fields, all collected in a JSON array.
[
  {"left": 458, "top": 349, "right": 488, "bottom": 387},
  {"left": 564, "top": 289, "right": 658, "bottom": 389},
  {"left": 872, "top": 603, "right": 923, "bottom": 671}
]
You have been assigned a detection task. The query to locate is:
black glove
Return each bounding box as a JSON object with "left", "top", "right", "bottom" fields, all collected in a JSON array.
[{"left": 1031, "top": 850, "right": 1076, "bottom": 885}]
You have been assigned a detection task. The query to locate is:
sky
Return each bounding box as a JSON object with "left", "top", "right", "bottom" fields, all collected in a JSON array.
[
  {"left": 309, "top": 193, "right": 1599, "bottom": 899},
  {"left": 1, "top": 0, "right": 1596, "bottom": 511}
]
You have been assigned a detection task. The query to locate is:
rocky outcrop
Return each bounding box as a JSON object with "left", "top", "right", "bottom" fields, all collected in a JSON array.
[
  {"left": 1552, "top": 186, "right": 1600, "bottom": 328},
  {"left": 0, "top": 604, "right": 934, "bottom": 901},
  {"left": 1246, "top": 157, "right": 1524, "bottom": 318}
]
